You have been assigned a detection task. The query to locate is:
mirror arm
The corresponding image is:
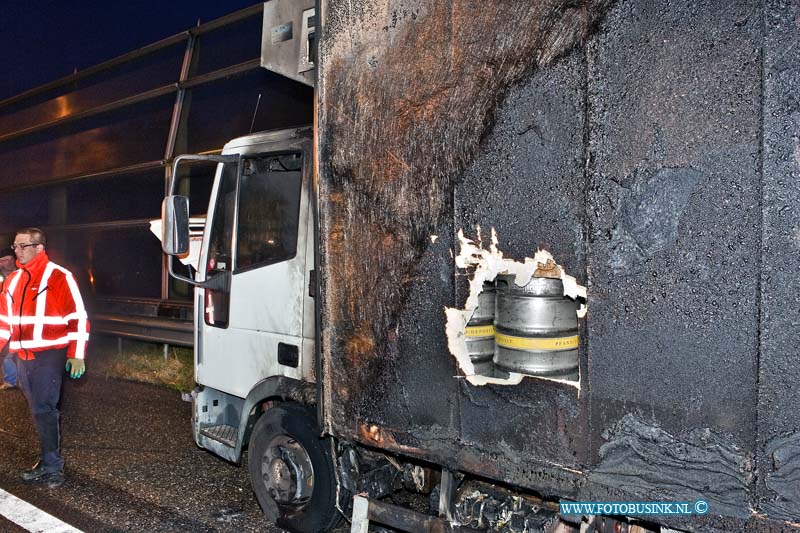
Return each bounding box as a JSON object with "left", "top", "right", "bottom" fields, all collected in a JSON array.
[
  {"left": 169, "top": 154, "right": 237, "bottom": 195},
  {"left": 167, "top": 254, "right": 197, "bottom": 286}
]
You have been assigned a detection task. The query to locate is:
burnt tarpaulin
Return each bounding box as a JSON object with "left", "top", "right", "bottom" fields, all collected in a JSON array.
[
  {"left": 317, "top": 0, "right": 800, "bottom": 527},
  {"left": 581, "top": 3, "right": 765, "bottom": 529},
  {"left": 757, "top": 0, "right": 800, "bottom": 520},
  {"left": 317, "top": 0, "right": 611, "bottom": 463}
]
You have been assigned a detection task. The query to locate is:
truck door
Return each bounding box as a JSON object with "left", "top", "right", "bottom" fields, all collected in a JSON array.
[{"left": 197, "top": 151, "right": 309, "bottom": 398}]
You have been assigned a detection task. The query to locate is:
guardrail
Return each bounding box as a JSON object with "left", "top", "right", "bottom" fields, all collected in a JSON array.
[{"left": 91, "top": 313, "right": 193, "bottom": 347}]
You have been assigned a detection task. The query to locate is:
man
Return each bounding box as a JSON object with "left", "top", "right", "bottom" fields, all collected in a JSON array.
[
  {"left": 0, "top": 246, "right": 17, "bottom": 390},
  {"left": 0, "top": 228, "right": 90, "bottom": 488}
]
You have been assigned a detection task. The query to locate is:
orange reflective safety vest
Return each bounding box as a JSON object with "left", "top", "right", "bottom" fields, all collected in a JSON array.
[{"left": 0, "top": 251, "right": 90, "bottom": 360}]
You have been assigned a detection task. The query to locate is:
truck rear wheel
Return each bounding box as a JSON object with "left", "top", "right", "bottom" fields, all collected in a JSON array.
[{"left": 248, "top": 403, "right": 342, "bottom": 533}]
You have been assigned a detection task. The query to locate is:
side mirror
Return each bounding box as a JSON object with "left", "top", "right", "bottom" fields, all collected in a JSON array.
[
  {"left": 162, "top": 195, "right": 190, "bottom": 255},
  {"left": 164, "top": 153, "right": 236, "bottom": 287}
]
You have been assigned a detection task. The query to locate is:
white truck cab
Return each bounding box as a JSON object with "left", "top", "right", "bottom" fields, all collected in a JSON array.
[
  {"left": 194, "top": 128, "right": 316, "bottom": 400},
  {"left": 161, "top": 127, "right": 336, "bottom": 532}
]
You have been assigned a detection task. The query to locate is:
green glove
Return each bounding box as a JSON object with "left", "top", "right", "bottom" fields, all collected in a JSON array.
[{"left": 65, "top": 358, "right": 86, "bottom": 379}]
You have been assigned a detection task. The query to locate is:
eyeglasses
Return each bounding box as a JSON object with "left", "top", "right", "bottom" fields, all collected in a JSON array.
[{"left": 10, "top": 243, "right": 39, "bottom": 251}]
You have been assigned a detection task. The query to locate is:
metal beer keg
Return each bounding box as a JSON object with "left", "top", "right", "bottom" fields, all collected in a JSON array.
[
  {"left": 493, "top": 273, "right": 579, "bottom": 379},
  {"left": 464, "top": 282, "right": 495, "bottom": 375}
]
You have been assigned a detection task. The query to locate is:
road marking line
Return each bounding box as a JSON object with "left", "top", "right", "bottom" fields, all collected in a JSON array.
[{"left": 0, "top": 487, "right": 83, "bottom": 533}]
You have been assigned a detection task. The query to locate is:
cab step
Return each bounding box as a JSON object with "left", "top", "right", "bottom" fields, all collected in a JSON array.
[{"left": 200, "top": 424, "right": 238, "bottom": 447}]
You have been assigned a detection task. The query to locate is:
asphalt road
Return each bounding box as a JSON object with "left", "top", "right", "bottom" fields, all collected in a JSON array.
[{"left": 0, "top": 373, "right": 287, "bottom": 532}]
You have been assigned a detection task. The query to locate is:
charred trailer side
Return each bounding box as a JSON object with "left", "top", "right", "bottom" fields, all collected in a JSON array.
[{"left": 314, "top": 0, "right": 800, "bottom": 531}]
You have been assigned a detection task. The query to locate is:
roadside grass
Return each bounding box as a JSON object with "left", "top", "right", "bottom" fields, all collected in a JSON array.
[{"left": 89, "top": 336, "right": 194, "bottom": 393}]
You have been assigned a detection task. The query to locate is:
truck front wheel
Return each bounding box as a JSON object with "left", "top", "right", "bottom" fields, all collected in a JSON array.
[{"left": 248, "top": 403, "right": 341, "bottom": 532}]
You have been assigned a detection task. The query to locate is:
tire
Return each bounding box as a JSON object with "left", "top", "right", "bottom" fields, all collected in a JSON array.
[{"left": 248, "top": 403, "right": 342, "bottom": 533}]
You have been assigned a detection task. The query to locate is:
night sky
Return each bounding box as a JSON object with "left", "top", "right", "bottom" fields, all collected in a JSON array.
[{"left": 0, "top": 0, "right": 260, "bottom": 100}]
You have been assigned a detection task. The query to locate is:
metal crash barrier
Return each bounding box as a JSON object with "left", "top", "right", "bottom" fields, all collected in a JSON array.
[
  {"left": 91, "top": 313, "right": 192, "bottom": 347},
  {"left": 90, "top": 297, "right": 193, "bottom": 348}
]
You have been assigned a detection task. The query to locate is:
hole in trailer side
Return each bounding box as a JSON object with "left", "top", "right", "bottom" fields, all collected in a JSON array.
[{"left": 446, "top": 228, "right": 587, "bottom": 388}]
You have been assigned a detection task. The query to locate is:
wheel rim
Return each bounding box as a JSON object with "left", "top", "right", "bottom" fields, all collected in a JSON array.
[{"left": 261, "top": 435, "right": 315, "bottom": 505}]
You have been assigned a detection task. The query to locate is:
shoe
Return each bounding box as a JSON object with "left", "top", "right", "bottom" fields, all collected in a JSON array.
[
  {"left": 20, "top": 461, "right": 47, "bottom": 482},
  {"left": 43, "top": 472, "right": 65, "bottom": 489},
  {"left": 0, "top": 382, "right": 15, "bottom": 390}
]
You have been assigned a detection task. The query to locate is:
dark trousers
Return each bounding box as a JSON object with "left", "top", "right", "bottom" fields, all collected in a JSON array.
[{"left": 15, "top": 348, "right": 67, "bottom": 473}]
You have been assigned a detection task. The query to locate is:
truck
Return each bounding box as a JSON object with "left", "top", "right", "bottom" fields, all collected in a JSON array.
[{"left": 160, "top": 1, "right": 800, "bottom": 532}]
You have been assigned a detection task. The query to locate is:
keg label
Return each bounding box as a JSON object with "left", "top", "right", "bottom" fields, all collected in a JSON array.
[
  {"left": 465, "top": 325, "right": 495, "bottom": 338},
  {"left": 495, "top": 333, "right": 579, "bottom": 350}
]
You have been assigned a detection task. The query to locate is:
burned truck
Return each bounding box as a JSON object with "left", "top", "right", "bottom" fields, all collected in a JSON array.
[{"left": 160, "top": 0, "right": 800, "bottom": 531}]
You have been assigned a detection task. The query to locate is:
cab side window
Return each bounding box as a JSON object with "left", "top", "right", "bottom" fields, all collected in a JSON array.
[{"left": 235, "top": 153, "right": 302, "bottom": 272}]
